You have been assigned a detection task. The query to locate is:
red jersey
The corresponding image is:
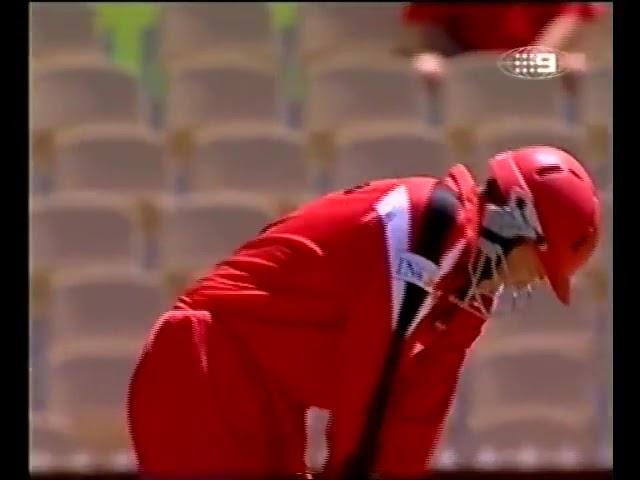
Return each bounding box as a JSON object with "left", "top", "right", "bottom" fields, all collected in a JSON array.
[
  {"left": 129, "top": 165, "right": 497, "bottom": 478},
  {"left": 402, "top": 3, "right": 606, "bottom": 52}
]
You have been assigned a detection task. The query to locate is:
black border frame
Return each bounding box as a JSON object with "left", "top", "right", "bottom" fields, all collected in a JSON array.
[
  {"left": 22, "top": 1, "right": 627, "bottom": 479},
  {"left": 16, "top": 1, "right": 29, "bottom": 479},
  {"left": 611, "top": 1, "right": 632, "bottom": 479}
]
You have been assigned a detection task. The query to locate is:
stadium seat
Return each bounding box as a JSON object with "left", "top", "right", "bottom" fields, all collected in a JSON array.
[
  {"left": 332, "top": 122, "right": 451, "bottom": 190},
  {"left": 191, "top": 123, "right": 311, "bottom": 198},
  {"left": 470, "top": 120, "right": 583, "bottom": 175},
  {"left": 30, "top": 3, "right": 104, "bottom": 62},
  {"left": 160, "top": 3, "right": 275, "bottom": 69},
  {"left": 30, "top": 413, "right": 78, "bottom": 472},
  {"left": 580, "top": 66, "right": 612, "bottom": 130},
  {"left": 590, "top": 190, "right": 612, "bottom": 313},
  {"left": 31, "top": 194, "right": 138, "bottom": 270},
  {"left": 579, "top": 66, "right": 612, "bottom": 189},
  {"left": 31, "top": 58, "right": 145, "bottom": 133},
  {"left": 48, "top": 340, "right": 140, "bottom": 453},
  {"left": 600, "top": 189, "right": 612, "bottom": 248},
  {"left": 443, "top": 52, "right": 566, "bottom": 129},
  {"left": 470, "top": 334, "right": 595, "bottom": 408},
  {"left": 159, "top": 192, "right": 277, "bottom": 271},
  {"left": 305, "top": 52, "right": 428, "bottom": 133},
  {"left": 430, "top": 434, "right": 460, "bottom": 471},
  {"left": 299, "top": 3, "right": 403, "bottom": 63},
  {"left": 468, "top": 405, "right": 596, "bottom": 469},
  {"left": 488, "top": 279, "right": 598, "bottom": 334},
  {"left": 50, "top": 266, "right": 169, "bottom": 342},
  {"left": 54, "top": 124, "right": 167, "bottom": 195},
  {"left": 167, "top": 55, "right": 279, "bottom": 133},
  {"left": 31, "top": 270, "right": 52, "bottom": 413},
  {"left": 581, "top": 131, "right": 611, "bottom": 191}
]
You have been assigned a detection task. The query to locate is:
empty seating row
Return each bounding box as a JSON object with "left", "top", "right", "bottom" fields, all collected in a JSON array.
[
  {"left": 32, "top": 123, "right": 314, "bottom": 197},
  {"left": 30, "top": 192, "right": 277, "bottom": 271},
  {"left": 40, "top": 267, "right": 169, "bottom": 342},
  {"left": 32, "top": 50, "right": 612, "bottom": 134},
  {"left": 33, "top": 3, "right": 611, "bottom": 72},
  {"left": 32, "top": 120, "right": 611, "bottom": 199},
  {"left": 30, "top": 177, "right": 613, "bottom": 274},
  {"left": 32, "top": 341, "right": 139, "bottom": 459},
  {"left": 30, "top": 335, "right": 606, "bottom": 468},
  {"left": 31, "top": 269, "right": 610, "bottom": 350},
  {"left": 31, "top": 3, "right": 401, "bottom": 68}
]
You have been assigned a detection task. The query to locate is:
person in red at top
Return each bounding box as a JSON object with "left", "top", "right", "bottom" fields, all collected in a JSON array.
[
  {"left": 399, "top": 3, "right": 608, "bottom": 77},
  {"left": 400, "top": 2, "right": 608, "bottom": 55},
  {"left": 127, "top": 146, "right": 601, "bottom": 479}
]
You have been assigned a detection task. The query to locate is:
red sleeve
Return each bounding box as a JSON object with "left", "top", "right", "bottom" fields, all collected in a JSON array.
[
  {"left": 401, "top": 3, "right": 455, "bottom": 27},
  {"left": 560, "top": 2, "right": 609, "bottom": 21}
]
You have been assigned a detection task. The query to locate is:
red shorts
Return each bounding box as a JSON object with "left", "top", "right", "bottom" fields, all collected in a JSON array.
[{"left": 127, "top": 309, "right": 304, "bottom": 478}]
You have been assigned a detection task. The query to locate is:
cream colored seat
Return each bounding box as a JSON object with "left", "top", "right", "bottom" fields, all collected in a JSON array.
[
  {"left": 167, "top": 56, "right": 279, "bottom": 133},
  {"left": 581, "top": 130, "right": 611, "bottom": 191},
  {"left": 32, "top": 58, "right": 145, "bottom": 133},
  {"left": 54, "top": 124, "right": 166, "bottom": 195},
  {"left": 30, "top": 3, "right": 104, "bottom": 62},
  {"left": 299, "top": 3, "right": 402, "bottom": 64},
  {"left": 191, "top": 123, "right": 311, "bottom": 198},
  {"left": 160, "top": 3, "right": 275, "bottom": 69},
  {"left": 580, "top": 66, "right": 613, "bottom": 131},
  {"left": 48, "top": 341, "right": 140, "bottom": 454},
  {"left": 580, "top": 66, "right": 612, "bottom": 189},
  {"left": 471, "top": 120, "right": 583, "bottom": 174},
  {"left": 488, "top": 280, "right": 598, "bottom": 333},
  {"left": 159, "top": 192, "right": 276, "bottom": 271},
  {"left": 30, "top": 194, "right": 138, "bottom": 270},
  {"left": 31, "top": 413, "right": 76, "bottom": 454},
  {"left": 30, "top": 413, "right": 78, "bottom": 472},
  {"left": 332, "top": 122, "right": 451, "bottom": 189},
  {"left": 305, "top": 52, "right": 428, "bottom": 133},
  {"left": 469, "top": 405, "right": 596, "bottom": 469},
  {"left": 470, "top": 333, "right": 595, "bottom": 409},
  {"left": 600, "top": 189, "right": 612, "bottom": 249},
  {"left": 50, "top": 266, "right": 168, "bottom": 342},
  {"left": 443, "top": 52, "right": 566, "bottom": 129}
]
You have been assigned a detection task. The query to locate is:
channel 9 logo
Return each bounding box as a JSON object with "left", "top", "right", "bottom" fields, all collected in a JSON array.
[{"left": 499, "top": 46, "right": 568, "bottom": 80}]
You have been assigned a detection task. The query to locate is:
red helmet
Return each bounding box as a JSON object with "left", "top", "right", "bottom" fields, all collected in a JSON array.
[{"left": 488, "top": 146, "right": 601, "bottom": 304}]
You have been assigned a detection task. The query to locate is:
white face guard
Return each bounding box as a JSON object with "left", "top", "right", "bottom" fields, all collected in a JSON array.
[{"left": 461, "top": 188, "right": 547, "bottom": 317}]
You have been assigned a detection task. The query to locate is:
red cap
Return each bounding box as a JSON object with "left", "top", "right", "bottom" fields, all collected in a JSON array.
[{"left": 489, "top": 146, "right": 601, "bottom": 304}]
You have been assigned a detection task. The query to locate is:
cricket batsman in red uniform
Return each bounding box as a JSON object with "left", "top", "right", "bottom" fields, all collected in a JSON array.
[{"left": 127, "top": 146, "right": 601, "bottom": 479}]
